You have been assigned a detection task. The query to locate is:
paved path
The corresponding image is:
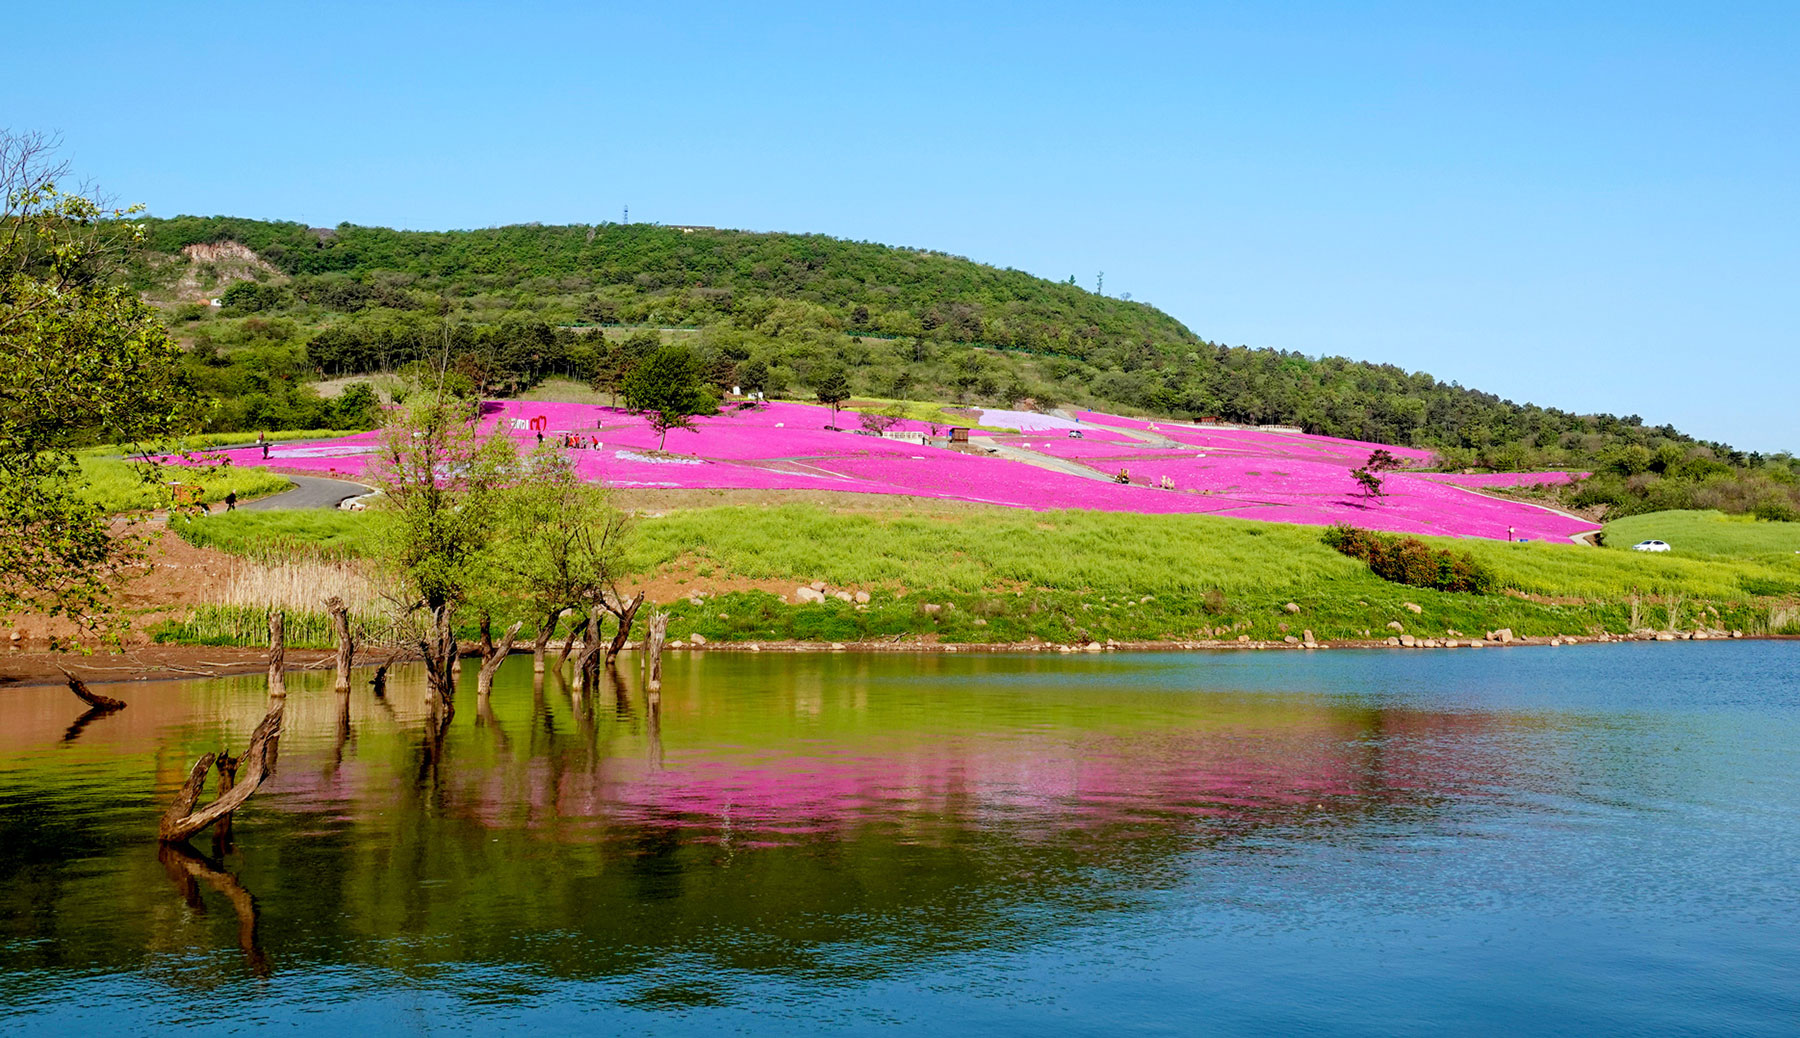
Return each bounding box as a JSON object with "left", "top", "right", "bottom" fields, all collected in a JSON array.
[
  {"left": 241, "top": 474, "right": 374, "bottom": 511},
  {"left": 969, "top": 438, "right": 1115, "bottom": 482}
]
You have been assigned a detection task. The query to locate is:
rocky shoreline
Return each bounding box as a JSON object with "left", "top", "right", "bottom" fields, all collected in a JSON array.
[{"left": 3, "top": 628, "right": 1779, "bottom": 690}]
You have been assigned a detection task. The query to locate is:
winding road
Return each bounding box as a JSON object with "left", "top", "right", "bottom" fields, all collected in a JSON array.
[{"left": 241, "top": 474, "right": 373, "bottom": 511}]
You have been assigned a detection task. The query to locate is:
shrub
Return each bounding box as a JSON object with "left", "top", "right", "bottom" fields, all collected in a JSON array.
[
  {"left": 1752, "top": 496, "right": 1799, "bottom": 523},
  {"left": 1323, "top": 524, "right": 1497, "bottom": 594}
]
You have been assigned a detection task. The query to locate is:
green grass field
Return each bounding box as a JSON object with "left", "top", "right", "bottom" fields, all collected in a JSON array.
[
  {"left": 1604, "top": 510, "right": 1800, "bottom": 560},
  {"left": 76, "top": 456, "right": 292, "bottom": 513},
  {"left": 160, "top": 502, "right": 1800, "bottom": 647}
]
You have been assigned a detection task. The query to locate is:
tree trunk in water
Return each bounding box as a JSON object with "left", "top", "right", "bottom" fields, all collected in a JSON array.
[
  {"left": 645, "top": 612, "right": 668, "bottom": 693},
  {"left": 60, "top": 670, "right": 127, "bottom": 711},
  {"left": 574, "top": 608, "right": 604, "bottom": 692},
  {"left": 213, "top": 752, "right": 239, "bottom": 845},
  {"left": 158, "top": 699, "right": 284, "bottom": 843},
  {"left": 419, "top": 603, "right": 456, "bottom": 729},
  {"left": 266, "top": 611, "right": 286, "bottom": 699},
  {"left": 477, "top": 620, "right": 524, "bottom": 699},
  {"left": 532, "top": 608, "right": 565, "bottom": 675},
  {"left": 605, "top": 591, "right": 646, "bottom": 666},
  {"left": 325, "top": 596, "right": 355, "bottom": 694},
  {"left": 370, "top": 663, "right": 390, "bottom": 697},
  {"left": 553, "top": 616, "right": 579, "bottom": 672}
]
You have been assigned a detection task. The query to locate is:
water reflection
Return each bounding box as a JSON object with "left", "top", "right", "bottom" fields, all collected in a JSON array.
[
  {"left": 156, "top": 842, "right": 268, "bottom": 978},
  {"left": 1, "top": 646, "right": 1796, "bottom": 1034}
]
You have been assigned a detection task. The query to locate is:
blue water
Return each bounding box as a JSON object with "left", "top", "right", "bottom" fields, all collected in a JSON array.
[{"left": 1, "top": 642, "right": 1796, "bottom": 1034}]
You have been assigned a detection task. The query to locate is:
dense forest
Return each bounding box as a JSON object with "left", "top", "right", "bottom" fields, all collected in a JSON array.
[{"left": 131, "top": 216, "right": 1797, "bottom": 518}]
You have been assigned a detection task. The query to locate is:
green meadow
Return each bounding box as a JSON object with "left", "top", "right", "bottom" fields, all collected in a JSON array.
[{"left": 160, "top": 503, "right": 1800, "bottom": 648}]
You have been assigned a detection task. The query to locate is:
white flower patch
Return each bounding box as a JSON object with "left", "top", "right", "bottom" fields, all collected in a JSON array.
[
  {"left": 273, "top": 445, "right": 380, "bottom": 459},
  {"left": 615, "top": 450, "right": 702, "bottom": 466}
]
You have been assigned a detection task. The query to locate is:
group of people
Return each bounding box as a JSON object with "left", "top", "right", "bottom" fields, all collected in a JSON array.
[{"left": 535, "top": 430, "right": 604, "bottom": 451}]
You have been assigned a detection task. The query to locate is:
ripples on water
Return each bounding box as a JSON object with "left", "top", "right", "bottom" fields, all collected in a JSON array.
[{"left": 1, "top": 643, "right": 1797, "bottom": 1035}]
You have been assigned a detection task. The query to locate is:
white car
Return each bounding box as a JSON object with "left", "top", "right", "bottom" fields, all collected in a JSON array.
[{"left": 1631, "top": 540, "right": 1671, "bottom": 552}]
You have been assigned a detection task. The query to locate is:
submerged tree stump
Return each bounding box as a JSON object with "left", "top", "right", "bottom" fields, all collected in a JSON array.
[
  {"left": 158, "top": 699, "right": 285, "bottom": 843},
  {"left": 267, "top": 611, "right": 286, "bottom": 699},
  {"left": 645, "top": 612, "right": 668, "bottom": 693},
  {"left": 61, "top": 670, "right": 127, "bottom": 712},
  {"left": 325, "top": 596, "right": 355, "bottom": 695}
]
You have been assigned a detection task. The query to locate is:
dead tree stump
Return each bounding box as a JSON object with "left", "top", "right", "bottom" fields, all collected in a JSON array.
[
  {"left": 645, "top": 612, "right": 668, "bottom": 693},
  {"left": 60, "top": 670, "right": 127, "bottom": 711},
  {"left": 325, "top": 596, "right": 355, "bottom": 694},
  {"left": 158, "top": 699, "right": 285, "bottom": 843},
  {"left": 267, "top": 611, "right": 286, "bottom": 699}
]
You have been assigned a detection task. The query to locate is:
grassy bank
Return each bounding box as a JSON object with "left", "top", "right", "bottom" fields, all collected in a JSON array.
[
  {"left": 77, "top": 456, "right": 292, "bottom": 512},
  {"left": 162, "top": 503, "right": 1800, "bottom": 648}
]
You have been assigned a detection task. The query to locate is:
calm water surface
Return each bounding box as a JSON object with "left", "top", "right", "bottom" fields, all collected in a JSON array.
[{"left": 2, "top": 643, "right": 1797, "bottom": 1035}]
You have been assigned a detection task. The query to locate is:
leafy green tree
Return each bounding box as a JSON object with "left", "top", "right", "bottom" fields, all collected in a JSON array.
[
  {"left": 1352, "top": 467, "right": 1385, "bottom": 499},
  {"left": 1, "top": 131, "right": 191, "bottom": 628},
  {"left": 331, "top": 382, "right": 380, "bottom": 428},
  {"left": 622, "top": 343, "right": 715, "bottom": 449},
  {"left": 497, "top": 446, "right": 633, "bottom": 673},
  {"left": 367, "top": 389, "right": 517, "bottom": 719},
  {"left": 738, "top": 357, "right": 770, "bottom": 395},
  {"left": 811, "top": 364, "right": 852, "bottom": 425}
]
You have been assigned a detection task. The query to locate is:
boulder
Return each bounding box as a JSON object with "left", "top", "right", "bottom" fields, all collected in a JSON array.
[
  {"left": 853, "top": 591, "right": 871, "bottom": 604},
  {"left": 1284, "top": 602, "right": 1301, "bottom": 614},
  {"left": 795, "top": 587, "right": 827, "bottom": 604},
  {"left": 1386, "top": 637, "right": 1401, "bottom": 647},
  {"left": 1085, "top": 641, "right": 1103, "bottom": 652},
  {"left": 1403, "top": 602, "right": 1423, "bottom": 614},
  {"left": 1386, "top": 621, "right": 1405, "bottom": 632},
  {"left": 921, "top": 603, "right": 942, "bottom": 615},
  {"left": 1283, "top": 635, "right": 1299, "bottom": 645},
  {"left": 689, "top": 633, "right": 707, "bottom": 646},
  {"left": 830, "top": 642, "right": 846, "bottom": 650},
  {"left": 810, "top": 581, "right": 826, "bottom": 591},
  {"left": 834, "top": 590, "right": 853, "bottom": 602},
  {"left": 1399, "top": 634, "right": 1417, "bottom": 647}
]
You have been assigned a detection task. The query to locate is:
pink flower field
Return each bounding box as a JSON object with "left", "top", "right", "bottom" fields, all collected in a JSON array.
[{"left": 187, "top": 399, "right": 1598, "bottom": 542}]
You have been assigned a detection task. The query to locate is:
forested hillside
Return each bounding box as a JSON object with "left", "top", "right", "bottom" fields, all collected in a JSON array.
[{"left": 132, "top": 217, "right": 1796, "bottom": 510}]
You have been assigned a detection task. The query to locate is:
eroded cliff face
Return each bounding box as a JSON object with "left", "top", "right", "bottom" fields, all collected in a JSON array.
[{"left": 170, "top": 241, "right": 282, "bottom": 302}]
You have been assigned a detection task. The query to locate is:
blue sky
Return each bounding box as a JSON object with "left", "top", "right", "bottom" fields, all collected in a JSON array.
[{"left": 11, "top": 1, "right": 1796, "bottom": 451}]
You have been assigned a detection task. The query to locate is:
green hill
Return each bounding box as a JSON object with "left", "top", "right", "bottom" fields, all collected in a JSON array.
[{"left": 133, "top": 217, "right": 1779, "bottom": 482}]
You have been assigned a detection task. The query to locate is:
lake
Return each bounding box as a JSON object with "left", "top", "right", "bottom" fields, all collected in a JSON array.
[{"left": 2, "top": 644, "right": 1797, "bottom": 1035}]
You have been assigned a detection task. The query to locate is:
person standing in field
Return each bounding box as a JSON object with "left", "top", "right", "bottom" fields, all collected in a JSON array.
[{"left": 224, "top": 490, "right": 237, "bottom": 511}]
